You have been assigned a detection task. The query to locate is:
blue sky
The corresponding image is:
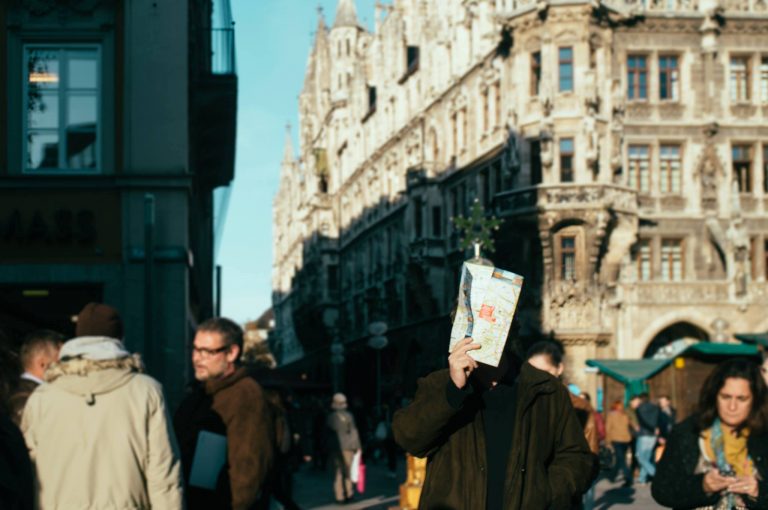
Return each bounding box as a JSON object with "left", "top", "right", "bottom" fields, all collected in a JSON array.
[{"left": 220, "top": 1, "right": 379, "bottom": 324}]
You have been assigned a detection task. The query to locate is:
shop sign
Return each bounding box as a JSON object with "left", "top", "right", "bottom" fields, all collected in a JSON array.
[{"left": 0, "top": 190, "right": 121, "bottom": 263}]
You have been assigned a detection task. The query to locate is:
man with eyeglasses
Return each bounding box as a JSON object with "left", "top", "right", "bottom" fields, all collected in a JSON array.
[{"left": 174, "top": 317, "right": 276, "bottom": 510}]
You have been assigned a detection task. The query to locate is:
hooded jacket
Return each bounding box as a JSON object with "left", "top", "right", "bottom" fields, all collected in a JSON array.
[
  {"left": 393, "top": 363, "right": 596, "bottom": 510},
  {"left": 21, "top": 336, "right": 184, "bottom": 510}
]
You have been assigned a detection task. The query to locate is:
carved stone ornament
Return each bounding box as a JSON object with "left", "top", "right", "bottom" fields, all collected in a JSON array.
[
  {"left": 730, "top": 104, "right": 758, "bottom": 118},
  {"left": 695, "top": 143, "right": 723, "bottom": 212},
  {"left": 626, "top": 102, "right": 653, "bottom": 120},
  {"left": 658, "top": 103, "right": 685, "bottom": 120},
  {"left": 548, "top": 281, "right": 599, "bottom": 330}
]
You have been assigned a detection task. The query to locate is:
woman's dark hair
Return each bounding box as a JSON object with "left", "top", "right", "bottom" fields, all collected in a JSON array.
[
  {"left": 695, "top": 358, "right": 768, "bottom": 434},
  {"left": 525, "top": 340, "right": 564, "bottom": 367}
]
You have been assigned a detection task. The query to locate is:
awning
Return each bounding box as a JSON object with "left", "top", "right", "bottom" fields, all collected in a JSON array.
[
  {"left": 735, "top": 332, "right": 768, "bottom": 348},
  {"left": 587, "top": 342, "right": 761, "bottom": 393},
  {"left": 586, "top": 359, "right": 670, "bottom": 386},
  {"left": 686, "top": 342, "right": 760, "bottom": 356}
]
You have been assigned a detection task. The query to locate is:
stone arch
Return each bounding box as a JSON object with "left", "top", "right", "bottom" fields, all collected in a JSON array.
[{"left": 637, "top": 314, "right": 712, "bottom": 358}]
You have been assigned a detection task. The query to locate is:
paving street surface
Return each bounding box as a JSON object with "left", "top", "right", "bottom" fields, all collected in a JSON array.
[{"left": 287, "top": 458, "right": 663, "bottom": 510}]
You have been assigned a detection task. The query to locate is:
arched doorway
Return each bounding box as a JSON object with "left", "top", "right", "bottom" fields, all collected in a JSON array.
[{"left": 643, "top": 321, "right": 709, "bottom": 358}]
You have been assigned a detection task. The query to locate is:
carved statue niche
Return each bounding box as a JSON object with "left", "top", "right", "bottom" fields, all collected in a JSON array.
[
  {"left": 502, "top": 123, "right": 521, "bottom": 178},
  {"left": 598, "top": 214, "right": 638, "bottom": 285},
  {"left": 695, "top": 141, "right": 723, "bottom": 212},
  {"left": 727, "top": 180, "right": 750, "bottom": 296},
  {"left": 609, "top": 80, "right": 625, "bottom": 181}
]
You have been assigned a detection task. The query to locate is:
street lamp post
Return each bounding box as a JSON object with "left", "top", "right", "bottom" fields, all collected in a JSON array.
[
  {"left": 330, "top": 341, "right": 344, "bottom": 393},
  {"left": 368, "top": 321, "right": 388, "bottom": 413}
]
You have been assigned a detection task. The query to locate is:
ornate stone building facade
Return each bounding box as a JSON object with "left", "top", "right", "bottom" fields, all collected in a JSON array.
[{"left": 272, "top": 0, "right": 768, "bottom": 398}]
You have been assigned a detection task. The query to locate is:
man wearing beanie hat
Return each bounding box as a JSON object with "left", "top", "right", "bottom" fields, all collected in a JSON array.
[{"left": 21, "top": 302, "right": 184, "bottom": 509}]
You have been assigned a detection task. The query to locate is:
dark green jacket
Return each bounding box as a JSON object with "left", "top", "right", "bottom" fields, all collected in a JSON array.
[{"left": 392, "top": 364, "right": 596, "bottom": 510}]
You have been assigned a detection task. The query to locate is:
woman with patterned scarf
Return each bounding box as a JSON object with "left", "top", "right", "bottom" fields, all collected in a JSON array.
[{"left": 652, "top": 358, "right": 768, "bottom": 510}]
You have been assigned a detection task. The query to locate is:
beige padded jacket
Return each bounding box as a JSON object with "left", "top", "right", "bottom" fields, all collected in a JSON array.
[{"left": 21, "top": 338, "right": 184, "bottom": 510}]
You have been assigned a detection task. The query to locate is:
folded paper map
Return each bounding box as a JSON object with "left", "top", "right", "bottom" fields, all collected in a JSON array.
[{"left": 448, "top": 261, "right": 524, "bottom": 367}]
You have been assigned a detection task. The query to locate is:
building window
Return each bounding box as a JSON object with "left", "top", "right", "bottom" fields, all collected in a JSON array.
[
  {"left": 413, "top": 196, "right": 423, "bottom": 238},
  {"left": 761, "top": 57, "right": 768, "bottom": 103},
  {"left": 561, "top": 236, "right": 577, "bottom": 280},
  {"left": 461, "top": 107, "right": 468, "bottom": 152},
  {"left": 659, "top": 55, "right": 679, "bottom": 101},
  {"left": 732, "top": 144, "right": 752, "bottom": 193},
  {"left": 558, "top": 47, "right": 573, "bottom": 92},
  {"left": 627, "top": 55, "right": 648, "bottom": 100},
  {"left": 559, "top": 138, "right": 574, "bottom": 182},
  {"left": 531, "top": 51, "right": 541, "bottom": 96},
  {"left": 764, "top": 144, "right": 768, "bottom": 193},
  {"left": 24, "top": 46, "right": 100, "bottom": 172},
  {"left": 481, "top": 88, "right": 489, "bottom": 133},
  {"left": 730, "top": 56, "right": 751, "bottom": 102},
  {"left": 637, "top": 239, "right": 652, "bottom": 281},
  {"left": 432, "top": 206, "right": 442, "bottom": 237},
  {"left": 451, "top": 112, "right": 458, "bottom": 157},
  {"left": 659, "top": 144, "right": 682, "bottom": 194},
  {"left": 661, "top": 239, "right": 683, "bottom": 281},
  {"left": 765, "top": 240, "right": 768, "bottom": 280},
  {"left": 367, "top": 85, "right": 377, "bottom": 113},
  {"left": 327, "top": 264, "right": 338, "bottom": 292},
  {"left": 480, "top": 169, "right": 491, "bottom": 207},
  {"left": 530, "top": 140, "right": 542, "bottom": 185},
  {"left": 493, "top": 162, "right": 503, "bottom": 193},
  {"left": 750, "top": 237, "right": 759, "bottom": 280},
  {"left": 628, "top": 145, "right": 650, "bottom": 193},
  {"left": 406, "top": 45, "right": 420, "bottom": 74}
]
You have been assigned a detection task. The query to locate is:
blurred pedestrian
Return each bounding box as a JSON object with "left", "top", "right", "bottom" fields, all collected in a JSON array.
[
  {"left": 658, "top": 395, "right": 676, "bottom": 440},
  {"left": 582, "top": 393, "right": 606, "bottom": 444},
  {"left": 527, "top": 340, "right": 599, "bottom": 510},
  {"left": 311, "top": 397, "right": 329, "bottom": 470},
  {"left": 21, "top": 302, "right": 183, "bottom": 509},
  {"left": 7, "top": 329, "right": 64, "bottom": 426},
  {"left": 264, "top": 389, "right": 302, "bottom": 510},
  {"left": 393, "top": 336, "right": 596, "bottom": 509},
  {"left": 634, "top": 393, "right": 660, "bottom": 484},
  {"left": 327, "top": 392, "right": 361, "bottom": 504},
  {"left": 0, "top": 343, "right": 33, "bottom": 510},
  {"left": 174, "top": 317, "right": 275, "bottom": 510},
  {"left": 761, "top": 353, "right": 767, "bottom": 387},
  {"left": 652, "top": 358, "right": 768, "bottom": 509},
  {"left": 605, "top": 400, "right": 633, "bottom": 486}
]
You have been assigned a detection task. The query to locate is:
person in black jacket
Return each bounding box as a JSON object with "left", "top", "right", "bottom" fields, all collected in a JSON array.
[
  {"left": 652, "top": 358, "right": 768, "bottom": 509},
  {"left": 0, "top": 342, "right": 34, "bottom": 510}
]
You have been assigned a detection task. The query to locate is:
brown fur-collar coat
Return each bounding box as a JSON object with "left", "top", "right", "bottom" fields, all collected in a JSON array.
[{"left": 175, "top": 367, "right": 276, "bottom": 510}]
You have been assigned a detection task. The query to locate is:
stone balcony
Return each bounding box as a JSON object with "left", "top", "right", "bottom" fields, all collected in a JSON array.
[
  {"left": 622, "top": 281, "right": 731, "bottom": 305},
  {"left": 495, "top": 183, "right": 638, "bottom": 218}
]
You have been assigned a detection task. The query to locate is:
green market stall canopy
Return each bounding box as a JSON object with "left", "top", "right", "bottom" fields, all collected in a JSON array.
[{"left": 587, "top": 342, "right": 760, "bottom": 396}]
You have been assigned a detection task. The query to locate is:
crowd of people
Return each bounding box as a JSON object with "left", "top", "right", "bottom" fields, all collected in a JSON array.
[
  {"left": 0, "top": 302, "right": 400, "bottom": 510},
  {"left": 2, "top": 302, "right": 768, "bottom": 510}
]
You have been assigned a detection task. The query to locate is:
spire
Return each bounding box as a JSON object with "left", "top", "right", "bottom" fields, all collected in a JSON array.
[
  {"left": 333, "top": 0, "right": 360, "bottom": 28},
  {"left": 282, "top": 123, "right": 295, "bottom": 165},
  {"left": 314, "top": 5, "right": 328, "bottom": 47}
]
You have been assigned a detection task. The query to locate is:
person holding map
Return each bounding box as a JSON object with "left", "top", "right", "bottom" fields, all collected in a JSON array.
[{"left": 392, "top": 333, "right": 596, "bottom": 510}]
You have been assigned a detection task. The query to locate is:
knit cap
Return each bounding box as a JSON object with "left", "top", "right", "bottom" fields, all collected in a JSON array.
[{"left": 75, "top": 302, "right": 124, "bottom": 339}]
